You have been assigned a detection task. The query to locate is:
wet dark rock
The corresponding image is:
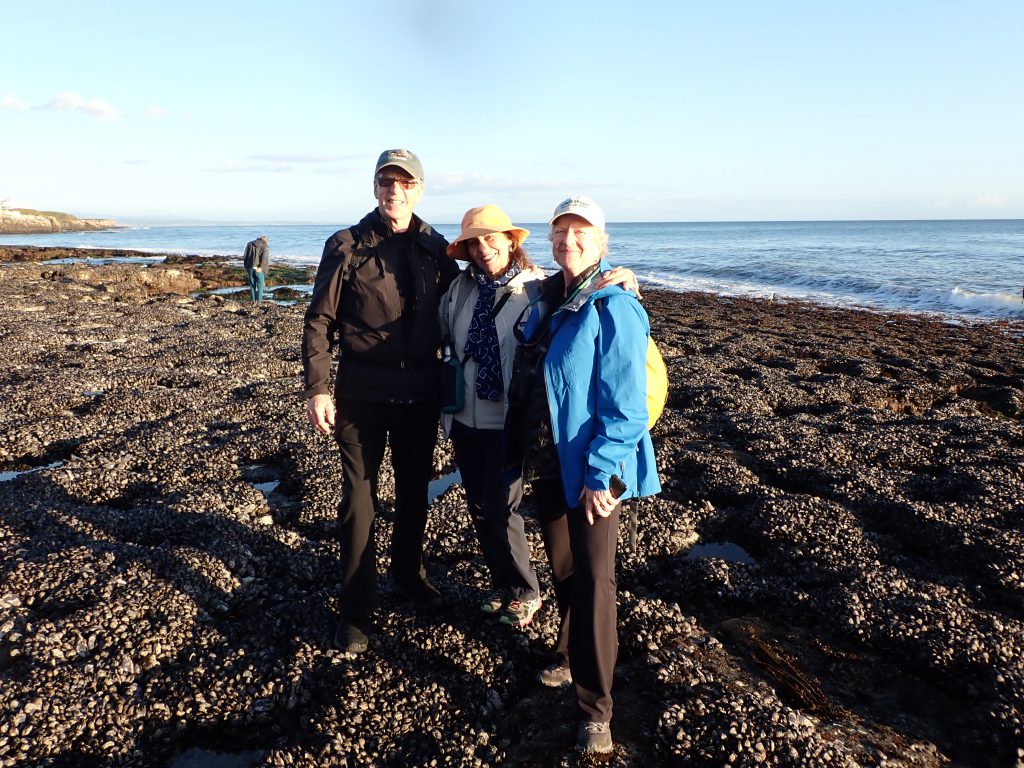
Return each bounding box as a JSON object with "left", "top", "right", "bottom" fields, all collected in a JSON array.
[
  {"left": 1, "top": 262, "right": 1022, "bottom": 766},
  {"left": 0, "top": 245, "right": 315, "bottom": 294}
]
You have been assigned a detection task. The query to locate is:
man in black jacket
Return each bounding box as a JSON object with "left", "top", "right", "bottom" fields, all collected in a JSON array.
[{"left": 302, "top": 149, "right": 460, "bottom": 653}]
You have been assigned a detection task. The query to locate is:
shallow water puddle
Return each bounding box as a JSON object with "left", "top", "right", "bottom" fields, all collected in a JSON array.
[
  {"left": 428, "top": 470, "right": 462, "bottom": 503},
  {"left": 168, "top": 748, "right": 263, "bottom": 768},
  {"left": 686, "top": 541, "right": 756, "bottom": 565},
  {"left": 195, "top": 284, "right": 309, "bottom": 306},
  {"left": 0, "top": 461, "right": 64, "bottom": 483},
  {"left": 241, "top": 464, "right": 280, "bottom": 497},
  {"left": 42, "top": 256, "right": 165, "bottom": 266}
]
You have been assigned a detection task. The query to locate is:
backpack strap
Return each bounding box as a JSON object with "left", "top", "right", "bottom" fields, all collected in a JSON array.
[
  {"left": 325, "top": 225, "right": 374, "bottom": 353},
  {"left": 446, "top": 276, "right": 516, "bottom": 360},
  {"left": 443, "top": 276, "right": 476, "bottom": 365},
  {"left": 486, "top": 290, "right": 513, "bottom": 323},
  {"left": 512, "top": 293, "right": 555, "bottom": 346},
  {"left": 451, "top": 276, "right": 475, "bottom": 326},
  {"left": 343, "top": 221, "right": 375, "bottom": 283}
]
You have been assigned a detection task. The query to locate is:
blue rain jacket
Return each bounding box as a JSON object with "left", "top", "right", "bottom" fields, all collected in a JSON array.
[{"left": 530, "top": 262, "right": 661, "bottom": 507}]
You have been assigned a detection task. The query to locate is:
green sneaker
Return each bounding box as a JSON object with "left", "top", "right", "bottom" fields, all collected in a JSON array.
[
  {"left": 480, "top": 591, "right": 504, "bottom": 614},
  {"left": 499, "top": 597, "right": 542, "bottom": 627}
]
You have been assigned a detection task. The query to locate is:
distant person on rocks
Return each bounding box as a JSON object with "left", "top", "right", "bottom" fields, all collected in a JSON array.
[
  {"left": 243, "top": 235, "right": 269, "bottom": 302},
  {"left": 301, "top": 149, "right": 459, "bottom": 654},
  {"left": 503, "top": 195, "right": 660, "bottom": 755},
  {"left": 439, "top": 205, "right": 638, "bottom": 630}
]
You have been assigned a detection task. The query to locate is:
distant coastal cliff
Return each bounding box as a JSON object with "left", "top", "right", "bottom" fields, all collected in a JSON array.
[{"left": 0, "top": 207, "right": 120, "bottom": 234}]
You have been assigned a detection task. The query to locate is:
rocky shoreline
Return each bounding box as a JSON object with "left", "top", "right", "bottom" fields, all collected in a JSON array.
[
  {"left": 0, "top": 245, "right": 317, "bottom": 301},
  {"left": 1, "top": 254, "right": 1022, "bottom": 767}
]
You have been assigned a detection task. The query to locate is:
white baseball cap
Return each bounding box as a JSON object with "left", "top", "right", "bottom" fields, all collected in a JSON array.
[{"left": 549, "top": 195, "right": 606, "bottom": 231}]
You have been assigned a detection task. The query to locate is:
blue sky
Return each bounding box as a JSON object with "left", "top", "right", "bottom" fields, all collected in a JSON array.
[{"left": 2, "top": 1, "right": 1022, "bottom": 224}]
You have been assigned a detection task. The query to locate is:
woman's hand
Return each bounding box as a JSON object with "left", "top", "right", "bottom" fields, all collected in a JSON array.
[
  {"left": 580, "top": 487, "right": 618, "bottom": 525},
  {"left": 526, "top": 265, "right": 547, "bottom": 279},
  {"left": 597, "top": 266, "right": 641, "bottom": 299}
]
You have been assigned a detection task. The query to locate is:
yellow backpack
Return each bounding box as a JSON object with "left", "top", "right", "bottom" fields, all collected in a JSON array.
[
  {"left": 596, "top": 295, "right": 668, "bottom": 430},
  {"left": 645, "top": 336, "right": 668, "bottom": 429}
]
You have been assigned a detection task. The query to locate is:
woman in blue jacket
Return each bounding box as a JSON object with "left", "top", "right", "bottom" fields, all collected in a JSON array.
[{"left": 505, "top": 195, "right": 660, "bottom": 755}]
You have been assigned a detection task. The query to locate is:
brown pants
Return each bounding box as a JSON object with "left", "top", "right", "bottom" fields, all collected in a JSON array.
[{"left": 532, "top": 478, "right": 621, "bottom": 723}]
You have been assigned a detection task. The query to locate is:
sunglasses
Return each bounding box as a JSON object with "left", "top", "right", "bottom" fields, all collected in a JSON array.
[{"left": 376, "top": 176, "right": 419, "bottom": 190}]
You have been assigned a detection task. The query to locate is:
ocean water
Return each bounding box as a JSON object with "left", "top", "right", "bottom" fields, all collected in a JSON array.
[{"left": 3, "top": 219, "right": 1022, "bottom": 321}]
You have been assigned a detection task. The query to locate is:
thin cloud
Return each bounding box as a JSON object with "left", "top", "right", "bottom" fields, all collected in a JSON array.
[
  {"left": 97, "top": 158, "right": 152, "bottom": 167},
  {"left": 206, "top": 154, "right": 363, "bottom": 175},
  {"left": 312, "top": 167, "right": 358, "bottom": 175},
  {"left": 248, "top": 153, "right": 359, "bottom": 164},
  {"left": 970, "top": 193, "right": 1011, "bottom": 208},
  {"left": 42, "top": 91, "right": 119, "bottom": 121},
  {"left": 429, "top": 173, "right": 573, "bottom": 195},
  {"left": 205, "top": 163, "right": 294, "bottom": 174},
  {"left": 143, "top": 106, "right": 170, "bottom": 120},
  {"left": 0, "top": 95, "right": 30, "bottom": 112}
]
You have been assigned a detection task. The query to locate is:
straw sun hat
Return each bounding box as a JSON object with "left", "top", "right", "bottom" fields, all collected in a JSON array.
[{"left": 446, "top": 205, "right": 530, "bottom": 261}]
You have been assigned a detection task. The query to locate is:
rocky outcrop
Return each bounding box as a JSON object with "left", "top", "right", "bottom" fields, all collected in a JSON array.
[
  {"left": 0, "top": 245, "right": 162, "bottom": 263},
  {"left": 38, "top": 263, "right": 202, "bottom": 298},
  {"left": 0, "top": 246, "right": 317, "bottom": 291},
  {"left": 0, "top": 207, "right": 120, "bottom": 234}
]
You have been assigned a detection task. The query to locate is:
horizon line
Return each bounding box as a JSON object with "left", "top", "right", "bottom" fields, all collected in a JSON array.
[{"left": 102, "top": 216, "right": 1024, "bottom": 227}]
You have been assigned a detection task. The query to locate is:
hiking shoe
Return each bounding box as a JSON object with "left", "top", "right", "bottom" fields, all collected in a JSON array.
[
  {"left": 538, "top": 660, "right": 572, "bottom": 688},
  {"left": 334, "top": 620, "right": 369, "bottom": 654},
  {"left": 576, "top": 721, "right": 613, "bottom": 754},
  {"left": 393, "top": 577, "right": 445, "bottom": 609},
  {"left": 499, "top": 597, "right": 542, "bottom": 627},
  {"left": 480, "top": 591, "right": 505, "bottom": 614}
]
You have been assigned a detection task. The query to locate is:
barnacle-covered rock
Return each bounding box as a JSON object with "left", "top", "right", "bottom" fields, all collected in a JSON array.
[{"left": 1, "top": 263, "right": 1021, "bottom": 767}]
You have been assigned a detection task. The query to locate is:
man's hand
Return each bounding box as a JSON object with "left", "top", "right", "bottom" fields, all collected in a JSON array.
[
  {"left": 306, "top": 394, "right": 336, "bottom": 435},
  {"left": 580, "top": 487, "right": 618, "bottom": 526}
]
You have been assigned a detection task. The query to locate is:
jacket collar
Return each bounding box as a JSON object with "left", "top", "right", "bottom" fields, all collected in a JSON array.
[
  {"left": 560, "top": 259, "right": 611, "bottom": 312},
  {"left": 360, "top": 208, "right": 436, "bottom": 244}
]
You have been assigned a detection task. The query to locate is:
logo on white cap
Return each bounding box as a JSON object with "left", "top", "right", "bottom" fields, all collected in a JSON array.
[{"left": 550, "top": 195, "right": 606, "bottom": 231}]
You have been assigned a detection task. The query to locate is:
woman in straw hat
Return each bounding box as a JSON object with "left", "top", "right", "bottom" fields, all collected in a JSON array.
[{"left": 439, "top": 204, "right": 637, "bottom": 630}]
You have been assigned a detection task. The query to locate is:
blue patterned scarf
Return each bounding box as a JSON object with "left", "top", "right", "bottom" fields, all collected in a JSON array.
[{"left": 464, "top": 264, "right": 520, "bottom": 402}]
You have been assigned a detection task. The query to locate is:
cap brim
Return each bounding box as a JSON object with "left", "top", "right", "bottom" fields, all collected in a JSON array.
[{"left": 549, "top": 207, "right": 603, "bottom": 228}]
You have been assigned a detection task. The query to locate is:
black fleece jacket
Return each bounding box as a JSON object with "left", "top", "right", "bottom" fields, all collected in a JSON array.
[{"left": 301, "top": 209, "right": 458, "bottom": 404}]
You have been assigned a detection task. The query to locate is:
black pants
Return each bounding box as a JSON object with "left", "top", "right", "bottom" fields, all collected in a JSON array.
[
  {"left": 450, "top": 421, "right": 539, "bottom": 601},
  {"left": 532, "top": 478, "right": 621, "bottom": 723},
  {"left": 334, "top": 399, "right": 439, "bottom": 622}
]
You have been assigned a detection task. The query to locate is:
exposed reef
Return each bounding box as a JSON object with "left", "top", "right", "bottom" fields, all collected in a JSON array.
[{"left": 1, "top": 258, "right": 1022, "bottom": 767}]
